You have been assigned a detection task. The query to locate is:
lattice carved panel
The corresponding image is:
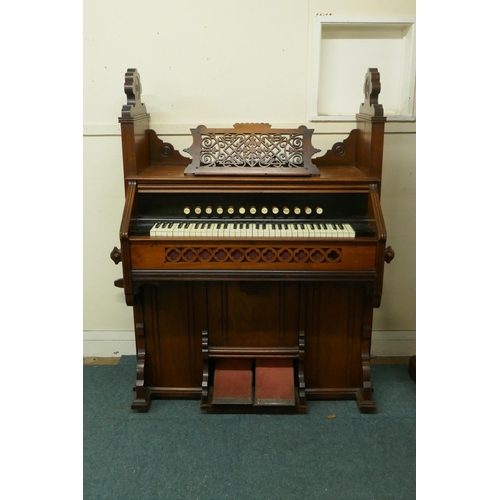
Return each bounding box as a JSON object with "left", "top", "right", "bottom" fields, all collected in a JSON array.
[
  {"left": 164, "top": 245, "right": 342, "bottom": 266},
  {"left": 184, "top": 123, "right": 320, "bottom": 176}
]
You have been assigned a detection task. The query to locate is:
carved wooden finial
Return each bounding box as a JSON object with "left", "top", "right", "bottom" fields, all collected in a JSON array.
[
  {"left": 359, "top": 68, "right": 384, "bottom": 118},
  {"left": 121, "top": 68, "right": 147, "bottom": 119}
]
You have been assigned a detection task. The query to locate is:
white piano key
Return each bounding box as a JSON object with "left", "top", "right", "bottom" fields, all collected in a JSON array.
[
  {"left": 173, "top": 222, "right": 182, "bottom": 237},
  {"left": 160, "top": 222, "right": 170, "bottom": 237},
  {"left": 182, "top": 222, "right": 192, "bottom": 238},
  {"left": 196, "top": 222, "right": 205, "bottom": 237},
  {"left": 306, "top": 223, "right": 316, "bottom": 239},
  {"left": 150, "top": 222, "right": 160, "bottom": 237},
  {"left": 345, "top": 223, "right": 355, "bottom": 238},
  {"left": 326, "top": 223, "right": 338, "bottom": 238},
  {"left": 318, "top": 223, "right": 329, "bottom": 238},
  {"left": 207, "top": 222, "right": 216, "bottom": 238}
]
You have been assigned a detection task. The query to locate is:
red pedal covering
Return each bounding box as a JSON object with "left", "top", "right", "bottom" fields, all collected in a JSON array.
[
  {"left": 212, "top": 359, "right": 253, "bottom": 405},
  {"left": 255, "top": 358, "right": 295, "bottom": 406}
]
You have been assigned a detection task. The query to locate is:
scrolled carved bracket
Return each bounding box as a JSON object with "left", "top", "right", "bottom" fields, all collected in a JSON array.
[
  {"left": 110, "top": 246, "right": 122, "bottom": 264},
  {"left": 384, "top": 246, "right": 395, "bottom": 264},
  {"left": 147, "top": 130, "right": 191, "bottom": 166}
]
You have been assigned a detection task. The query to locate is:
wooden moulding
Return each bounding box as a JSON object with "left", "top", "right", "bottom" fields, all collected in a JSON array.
[{"left": 183, "top": 123, "right": 321, "bottom": 176}]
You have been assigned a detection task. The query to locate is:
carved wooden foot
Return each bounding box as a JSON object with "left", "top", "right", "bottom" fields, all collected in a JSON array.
[
  {"left": 356, "top": 386, "right": 377, "bottom": 413},
  {"left": 131, "top": 386, "right": 151, "bottom": 412}
]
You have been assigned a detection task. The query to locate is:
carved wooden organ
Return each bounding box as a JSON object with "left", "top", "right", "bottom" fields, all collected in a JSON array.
[{"left": 111, "top": 68, "right": 394, "bottom": 413}]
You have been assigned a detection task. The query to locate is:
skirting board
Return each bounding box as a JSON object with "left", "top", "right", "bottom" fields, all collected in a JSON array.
[{"left": 83, "top": 330, "right": 416, "bottom": 358}]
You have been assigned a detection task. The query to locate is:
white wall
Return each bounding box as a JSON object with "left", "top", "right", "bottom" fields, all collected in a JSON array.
[{"left": 83, "top": 0, "right": 416, "bottom": 357}]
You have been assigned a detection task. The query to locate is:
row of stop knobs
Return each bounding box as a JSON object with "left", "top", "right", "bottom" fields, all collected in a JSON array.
[{"left": 183, "top": 206, "right": 323, "bottom": 215}]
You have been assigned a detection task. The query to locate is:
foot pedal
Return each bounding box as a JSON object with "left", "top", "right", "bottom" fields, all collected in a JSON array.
[
  {"left": 254, "top": 358, "right": 295, "bottom": 406},
  {"left": 212, "top": 359, "right": 253, "bottom": 405}
]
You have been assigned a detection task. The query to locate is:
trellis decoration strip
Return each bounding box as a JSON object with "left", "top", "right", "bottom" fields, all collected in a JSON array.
[
  {"left": 164, "top": 245, "right": 342, "bottom": 265},
  {"left": 183, "top": 123, "right": 320, "bottom": 176}
]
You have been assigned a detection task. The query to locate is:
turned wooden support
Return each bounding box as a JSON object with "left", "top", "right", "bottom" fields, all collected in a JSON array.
[
  {"left": 384, "top": 246, "right": 395, "bottom": 263},
  {"left": 110, "top": 246, "right": 122, "bottom": 264}
]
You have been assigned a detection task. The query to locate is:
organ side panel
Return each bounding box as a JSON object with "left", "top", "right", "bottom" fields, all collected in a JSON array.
[
  {"left": 139, "top": 282, "right": 206, "bottom": 396},
  {"left": 303, "top": 282, "right": 365, "bottom": 396}
]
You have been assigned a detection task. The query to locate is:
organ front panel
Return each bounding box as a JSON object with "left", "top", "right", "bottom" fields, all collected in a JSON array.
[{"left": 112, "top": 68, "right": 394, "bottom": 413}]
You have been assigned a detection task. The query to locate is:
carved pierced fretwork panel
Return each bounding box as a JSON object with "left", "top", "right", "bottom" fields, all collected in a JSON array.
[
  {"left": 184, "top": 123, "right": 320, "bottom": 176},
  {"left": 199, "top": 131, "right": 304, "bottom": 168},
  {"left": 164, "top": 245, "right": 342, "bottom": 266}
]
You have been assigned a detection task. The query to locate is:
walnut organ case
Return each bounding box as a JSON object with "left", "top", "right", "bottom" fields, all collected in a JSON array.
[{"left": 111, "top": 68, "right": 394, "bottom": 413}]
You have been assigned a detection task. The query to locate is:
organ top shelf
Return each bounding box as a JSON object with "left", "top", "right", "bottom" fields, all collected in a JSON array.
[{"left": 119, "top": 67, "right": 387, "bottom": 191}]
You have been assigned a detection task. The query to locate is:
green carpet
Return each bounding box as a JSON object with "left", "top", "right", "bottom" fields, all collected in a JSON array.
[{"left": 84, "top": 356, "right": 415, "bottom": 499}]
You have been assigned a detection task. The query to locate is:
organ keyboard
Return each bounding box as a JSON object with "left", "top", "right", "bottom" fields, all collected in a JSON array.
[
  {"left": 111, "top": 68, "right": 394, "bottom": 414},
  {"left": 149, "top": 221, "right": 357, "bottom": 239}
]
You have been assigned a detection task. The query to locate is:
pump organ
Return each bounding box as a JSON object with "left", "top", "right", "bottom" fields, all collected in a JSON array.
[{"left": 111, "top": 68, "right": 394, "bottom": 413}]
